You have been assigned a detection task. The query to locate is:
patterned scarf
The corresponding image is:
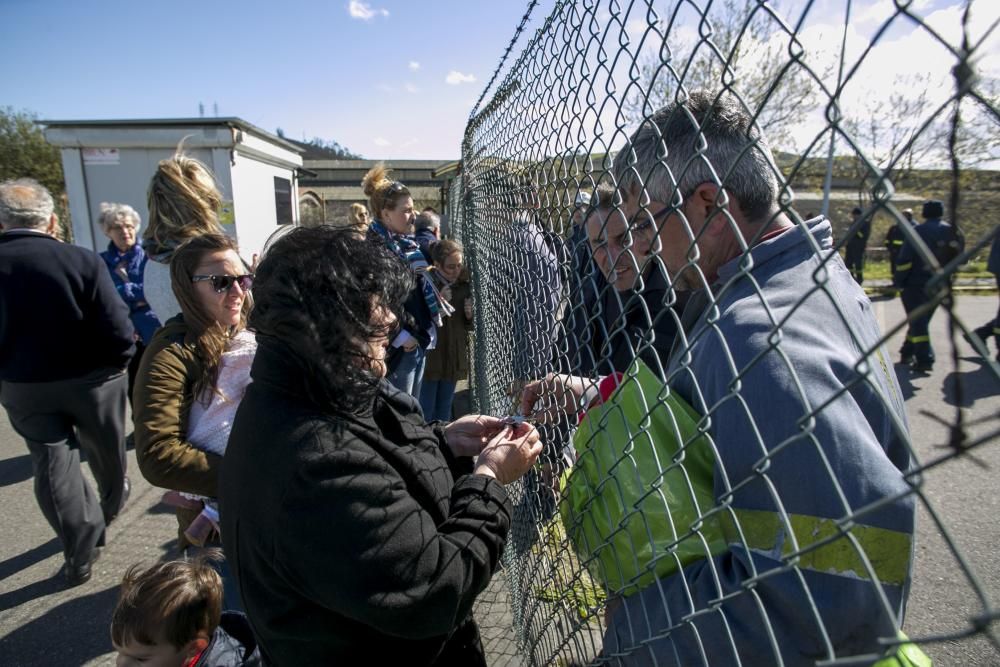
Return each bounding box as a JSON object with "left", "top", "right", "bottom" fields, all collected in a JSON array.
[{"left": 370, "top": 220, "right": 442, "bottom": 325}]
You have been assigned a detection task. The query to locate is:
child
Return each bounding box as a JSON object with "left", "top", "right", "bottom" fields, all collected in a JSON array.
[
  {"left": 419, "top": 239, "right": 473, "bottom": 421},
  {"left": 110, "top": 555, "right": 260, "bottom": 667}
]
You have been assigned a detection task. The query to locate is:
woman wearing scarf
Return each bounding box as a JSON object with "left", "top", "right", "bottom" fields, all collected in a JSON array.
[{"left": 362, "top": 165, "right": 445, "bottom": 399}]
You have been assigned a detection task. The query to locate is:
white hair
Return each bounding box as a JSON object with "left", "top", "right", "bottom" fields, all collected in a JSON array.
[
  {"left": 99, "top": 202, "right": 142, "bottom": 232},
  {"left": 0, "top": 178, "right": 55, "bottom": 229}
]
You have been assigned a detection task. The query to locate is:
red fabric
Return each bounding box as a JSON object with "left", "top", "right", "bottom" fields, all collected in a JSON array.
[
  {"left": 579, "top": 372, "right": 625, "bottom": 421},
  {"left": 183, "top": 646, "right": 206, "bottom": 667}
]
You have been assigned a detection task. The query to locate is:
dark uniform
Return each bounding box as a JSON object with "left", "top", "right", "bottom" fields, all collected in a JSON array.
[
  {"left": 969, "top": 231, "right": 1000, "bottom": 360},
  {"left": 883, "top": 211, "right": 915, "bottom": 273},
  {"left": 844, "top": 207, "right": 871, "bottom": 284},
  {"left": 893, "top": 200, "right": 964, "bottom": 371}
]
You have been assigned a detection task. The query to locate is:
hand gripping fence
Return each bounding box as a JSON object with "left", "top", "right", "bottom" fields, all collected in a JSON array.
[{"left": 453, "top": 1, "right": 1000, "bottom": 666}]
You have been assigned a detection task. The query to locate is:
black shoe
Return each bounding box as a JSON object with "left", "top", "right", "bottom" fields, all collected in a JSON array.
[
  {"left": 912, "top": 360, "right": 934, "bottom": 373},
  {"left": 64, "top": 548, "right": 100, "bottom": 587},
  {"left": 899, "top": 354, "right": 915, "bottom": 366}
]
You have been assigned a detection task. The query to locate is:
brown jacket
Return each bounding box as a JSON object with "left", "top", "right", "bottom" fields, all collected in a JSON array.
[
  {"left": 423, "top": 274, "right": 473, "bottom": 382},
  {"left": 133, "top": 316, "right": 221, "bottom": 499}
]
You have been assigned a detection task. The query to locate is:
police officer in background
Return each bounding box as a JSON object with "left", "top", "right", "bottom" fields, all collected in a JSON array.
[
  {"left": 893, "top": 199, "right": 965, "bottom": 372},
  {"left": 884, "top": 207, "right": 916, "bottom": 273},
  {"left": 844, "top": 206, "right": 871, "bottom": 284}
]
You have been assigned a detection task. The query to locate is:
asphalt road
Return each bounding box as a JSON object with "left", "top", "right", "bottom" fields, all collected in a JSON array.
[{"left": 0, "top": 295, "right": 997, "bottom": 666}]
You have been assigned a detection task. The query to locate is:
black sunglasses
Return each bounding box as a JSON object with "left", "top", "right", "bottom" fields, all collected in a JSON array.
[{"left": 192, "top": 274, "right": 254, "bottom": 294}]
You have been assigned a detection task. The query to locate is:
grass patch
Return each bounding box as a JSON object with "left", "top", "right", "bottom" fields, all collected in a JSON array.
[{"left": 532, "top": 515, "right": 607, "bottom": 621}]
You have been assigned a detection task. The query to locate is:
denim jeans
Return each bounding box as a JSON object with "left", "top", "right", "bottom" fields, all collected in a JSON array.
[
  {"left": 419, "top": 379, "right": 457, "bottom": 422},
  {"left": 388, "top": 346, "right": 426, "bottom": 399}
]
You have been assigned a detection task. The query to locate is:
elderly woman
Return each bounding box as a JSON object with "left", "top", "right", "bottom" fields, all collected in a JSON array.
[
  {"left": 143, "top": 152, "right": 228, "bottom": 322},
  {"left": 220, "top": 226, "right": 541, "bottom": 665},
  {"left": 98, "top": 203, "right": 162, "bottom": 405}
]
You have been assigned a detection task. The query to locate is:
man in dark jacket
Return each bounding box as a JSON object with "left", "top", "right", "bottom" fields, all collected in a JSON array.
[
  {"left": 884, "top": 207, "right": 916, "bottom": 273},
  {"left": 965, "top": 230, "right": 999, "bottom": 361},
  {"left": 893, "top": 199, "right": 965, "bottom": 371},
  {"left": 414, "top": 210, "right": 441, "bottom": 261},
  {"left": 564, "top": 185, "right": 686, "bottom": 377},
  {"left": 0, "top": 178, "right": 134, "bottom": 586},
  {"left": 844, "top": 206, "right": 871, "bottom": 284}
]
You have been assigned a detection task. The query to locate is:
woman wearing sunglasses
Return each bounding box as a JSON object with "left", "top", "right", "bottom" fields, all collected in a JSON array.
[{"left": 133, "top": 234, "right": 255, "bottom": 606}]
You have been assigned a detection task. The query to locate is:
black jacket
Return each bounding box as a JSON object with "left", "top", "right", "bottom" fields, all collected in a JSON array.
[
  {"left": 194, "top": 612, "right": 261, "bottom": 667},
  {"left": 220, "top": 339, "right": 512, "bottom": 666},
  {"left": 561, "top": 263, "right": 686, "bottom": 377},
  {"left": 0, "top": 231, "right": 134, "bottom": 382},
  {"left": 893, "top": 217, "right": 964, "bottom": 289}
]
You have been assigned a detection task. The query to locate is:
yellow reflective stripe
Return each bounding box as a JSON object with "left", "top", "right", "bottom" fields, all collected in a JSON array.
[
  {"left": 722, "top": 509, "right": 911, "bottom": 586},
  {"left": 993, "top": 327, "right": 1000, "bottom": 335},
  {"left": 907, "top": 335, "right": 930, "bottom": 343},
  {"left": 892, "top": 240, "right": 904, "bottom": 245},
  {"left": 895, "top": 262, "right": 912, "bottom": 271}
]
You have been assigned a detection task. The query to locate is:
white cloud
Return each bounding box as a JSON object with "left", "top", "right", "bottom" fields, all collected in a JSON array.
[
  {"left": 348, "top": 1, "right": 388, "bottom": 20},
  {"left": 373, "top": 137, "right": 391, "bottom": 147},
  {"left": 446, "top": 70, "right": 477, "bottom": 85},
  {"left": 409, "top": 61, "right": 421, "bottom": 71},
  {"left": 404, "top": 83, "right": 419, "bottom": 94},
  {"left": 376, "top": 83, "right": 393, "bottom": 93},
  {"left": 401, "top": 138, "right": 419, "bottom": 148}
]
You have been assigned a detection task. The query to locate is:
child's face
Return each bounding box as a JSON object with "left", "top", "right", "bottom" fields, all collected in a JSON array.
[{"left": 113, "top": 635, "right": 204, "bottom": 667}]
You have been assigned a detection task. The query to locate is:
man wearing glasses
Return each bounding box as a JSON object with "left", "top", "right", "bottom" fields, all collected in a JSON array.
[
  {"left": 0, "top": 179, "right": 134, "bottom": 586},
  {"left": 523, "top": 92, "right": 916, "bottom": 665}
]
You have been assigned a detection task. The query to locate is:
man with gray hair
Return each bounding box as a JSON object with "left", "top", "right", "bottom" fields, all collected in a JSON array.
[
  {"left": 413, "top": 209, "right": 441, "bottom": 260},
  {"left": 0, "top": 178, "right": 135, "bottom": 586},
  {"left": 523, "top": 92, "right": 916, "bottom": 665}
]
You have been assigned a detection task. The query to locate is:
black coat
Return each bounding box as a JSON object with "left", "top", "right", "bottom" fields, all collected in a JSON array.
[
  {"left": 220, "top": 339, "right": 512, "bottom": 666},
  {"left": 0, "top": 231, "right": 134, "bottom": 382}
]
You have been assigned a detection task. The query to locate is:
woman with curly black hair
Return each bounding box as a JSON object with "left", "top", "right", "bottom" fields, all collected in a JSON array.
[{"left": 219, "top": 225, "right": 542, "bottom": 666}]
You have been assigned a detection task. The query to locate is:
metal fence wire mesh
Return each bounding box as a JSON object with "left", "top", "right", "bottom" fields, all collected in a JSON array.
[{"left": 455, "top": 1, "right": 1000, "bottom": 665}]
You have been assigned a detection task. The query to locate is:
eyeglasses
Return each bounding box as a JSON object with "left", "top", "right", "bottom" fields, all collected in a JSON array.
[{"left": 191, "top": 274, "right": 254, "bottom": 294}]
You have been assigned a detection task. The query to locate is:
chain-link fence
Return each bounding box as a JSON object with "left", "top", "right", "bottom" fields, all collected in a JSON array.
[{"left": 455, "top": 1, "right": 1000, "bottom": 665}]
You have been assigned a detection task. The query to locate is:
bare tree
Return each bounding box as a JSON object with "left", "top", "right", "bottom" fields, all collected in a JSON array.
[
  {"left": 623, "top": 0, "right": 818, "bottom": 150},
  {"left": 844, "top": 72, "right": 1000, "bottom": 197}
]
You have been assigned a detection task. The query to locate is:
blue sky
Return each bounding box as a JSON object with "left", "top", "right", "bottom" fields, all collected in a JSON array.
[
  {"left": 0, "top": 0, "right": 545, "bottom": 160},
  {"left": 1, "top": 0, "right": 993, "bottom": 161}
]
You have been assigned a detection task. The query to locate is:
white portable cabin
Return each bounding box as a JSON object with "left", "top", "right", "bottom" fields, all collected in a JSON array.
[{"left": 42, "top": 118, "right": 304, "bottom": 259}]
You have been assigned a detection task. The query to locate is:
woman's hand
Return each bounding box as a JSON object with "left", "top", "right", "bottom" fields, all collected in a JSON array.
[
  {"left": 402, "top": 338, "right": 419, "bottom": 352},
  {"left": 464, "top": 297, "right": 473, "bottom": 320},
  {"left": 474, "top": 422, "right": 543, "bottom": 485},
  {"left": 517, "top": 373, "right": 598, "bottom": 423},
  {"left": 444, "top": 414, "right": 508, "bottom": 457}
]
